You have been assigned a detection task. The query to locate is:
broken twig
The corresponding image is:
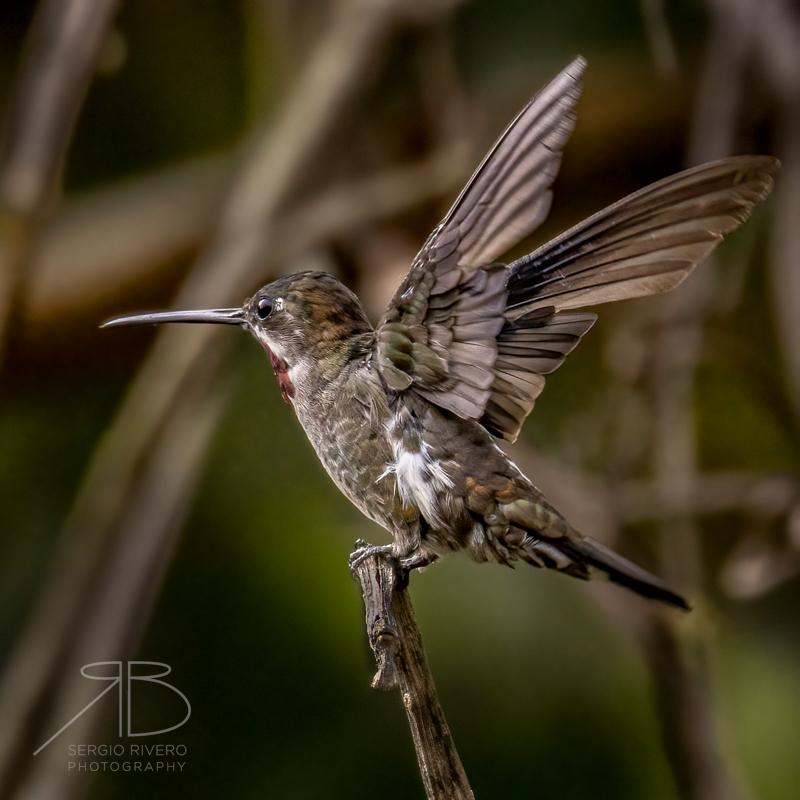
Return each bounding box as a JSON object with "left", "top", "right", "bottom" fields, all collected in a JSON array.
[{"left": 352, "top": 544, "right": 474, "bottom": 800}]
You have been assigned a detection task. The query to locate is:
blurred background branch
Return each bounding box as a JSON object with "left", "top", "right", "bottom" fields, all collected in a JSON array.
[
  {"left": 639, "top": 3, "right": 748, "bottom": 796},
  {"left": 23, "top": 141, "right": 471, "bottom": 320},
  {"left": 0, "top": 0, "right": 121, "bottom": 365}
]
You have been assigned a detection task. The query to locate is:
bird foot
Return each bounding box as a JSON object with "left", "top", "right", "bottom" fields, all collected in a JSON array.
[
  {"left": 398, "top": 551, "right": 438, "bottom": 572},
  {"left": 348, "top": 540, "right": 438, "bottom": 573},
  {"left": 349, "top": 541, "right": 394, "bottom": 571}
]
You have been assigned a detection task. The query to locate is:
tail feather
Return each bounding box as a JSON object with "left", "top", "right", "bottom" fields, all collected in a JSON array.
[{"left": 520, "top": 533, "right": 690, "bottom": 610}]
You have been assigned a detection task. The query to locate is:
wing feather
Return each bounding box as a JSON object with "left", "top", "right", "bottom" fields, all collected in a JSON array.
[
  {"left": 481, "top": 309, "right": 596, "bottom": 440},
  {"left": 373, "top": 60, "right": 778, "bottom": 444},
  {"left": 375, "top": 58, "right": 586, "bottom": 413},
  {"left": 506, "top": 156, "right": 779, "bottom": 314}
]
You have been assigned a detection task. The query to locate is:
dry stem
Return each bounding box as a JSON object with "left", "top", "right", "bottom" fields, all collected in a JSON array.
[{"left": 353, "top": 546, "right": 475, "bottom": 800}]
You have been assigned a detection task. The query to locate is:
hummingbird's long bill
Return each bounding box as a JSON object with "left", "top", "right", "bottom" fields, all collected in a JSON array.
[{"left": 101, "top": 308, "right": 245, "bottom": 328}]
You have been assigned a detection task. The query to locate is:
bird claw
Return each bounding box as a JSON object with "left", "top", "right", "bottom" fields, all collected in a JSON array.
[
  {"left": 398, "top": 551, "right": 438, "bottom": 572},
  {"left": 348, "top": 541, "right": 438, "bottom": 574},
  {"left": 349, "top": 543, "right": 394, "bottom": 571}
]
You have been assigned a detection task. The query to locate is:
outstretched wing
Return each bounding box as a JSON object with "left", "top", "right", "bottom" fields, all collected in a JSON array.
[
  {"left": 375, "top": 57, "right": 586, "bottom": 418},
  {"left": 506, "top": 156, "right": 779, "bottom": 312},
  {"left": 481, "top": 156, "right": 779, "bottom": 440},
  {"left": 375, "top": 58, "right": 779, "bottom": 443}
]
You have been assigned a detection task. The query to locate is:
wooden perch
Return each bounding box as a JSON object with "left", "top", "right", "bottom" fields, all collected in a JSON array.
[{"left": 352, "top": 541, "right": 475, "bottom": 800}]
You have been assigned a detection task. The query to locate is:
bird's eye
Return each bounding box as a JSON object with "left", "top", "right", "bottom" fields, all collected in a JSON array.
[{"left": 256, "top": 297, "right": 274, "bottom": 320}]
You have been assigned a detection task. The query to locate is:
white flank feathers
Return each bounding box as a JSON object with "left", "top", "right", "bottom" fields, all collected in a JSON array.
[{"left": 379, "top": 437, "right": 453, "bottom": 527}]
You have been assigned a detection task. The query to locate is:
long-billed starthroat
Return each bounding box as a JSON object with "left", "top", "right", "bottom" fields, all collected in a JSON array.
[{"left": 104, "top": 58, "right": 779, "bottom": 609}]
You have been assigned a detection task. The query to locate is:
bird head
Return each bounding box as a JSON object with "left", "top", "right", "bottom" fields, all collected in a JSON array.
[{"left": 103, "top": 271, "right": 373, "bottom": 403}]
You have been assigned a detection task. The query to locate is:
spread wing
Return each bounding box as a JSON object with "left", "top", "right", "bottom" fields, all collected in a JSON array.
[
  {"left": 505, "top": 155, "right": 779, "bottom": 312},
  {"left": 479, "top": 155, "right": 779, "bottom": 440},
  {"left": 375, "top": 57, "right": 779, "bottom": 442},
  {"left": 375, "top": 57, "right": 586, "bottom": 418}
]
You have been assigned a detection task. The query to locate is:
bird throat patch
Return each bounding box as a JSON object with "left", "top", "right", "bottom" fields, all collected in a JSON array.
[{"left": 263, "top": 345, "right": 295, "bottom": 404}]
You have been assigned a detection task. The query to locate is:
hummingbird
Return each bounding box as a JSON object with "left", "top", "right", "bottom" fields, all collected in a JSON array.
[{"left": 104, "top": 58, "right": 778, "bottom": 610}]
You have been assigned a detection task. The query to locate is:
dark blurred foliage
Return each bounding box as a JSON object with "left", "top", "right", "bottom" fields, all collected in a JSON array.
[{"left": 1, "top": 1, "right": 799, "bottom": 799}]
